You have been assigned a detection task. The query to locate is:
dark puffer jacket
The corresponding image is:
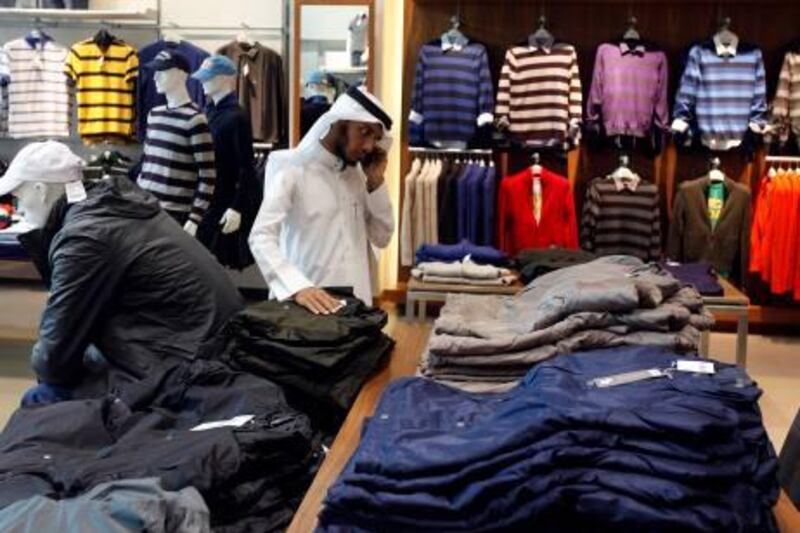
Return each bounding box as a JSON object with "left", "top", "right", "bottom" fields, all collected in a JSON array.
[{"left": 18, "top": 176, "right": 244, "bottom": 388}]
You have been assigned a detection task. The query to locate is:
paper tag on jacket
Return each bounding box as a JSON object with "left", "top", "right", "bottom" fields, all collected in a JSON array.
[
  {"left": 190, "top": 414, "right": 255, "bottom": 431},
  {"left": 588, "top": 368, "right": 665, "bottom": 388},
  {"left": 65, "top": 181, "right": 87, "bottom": 204},
  {"left": 676, "top": 360, "right": 715, "bottom": 374}
]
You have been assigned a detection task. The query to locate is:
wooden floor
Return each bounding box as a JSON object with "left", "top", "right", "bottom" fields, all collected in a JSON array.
[{"left": 287, "top": 307, "right": 800, "bottom": 532}]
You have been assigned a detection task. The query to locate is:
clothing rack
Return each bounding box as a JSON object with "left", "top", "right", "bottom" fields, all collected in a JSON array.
[
  {"left": 409, "top": 147, "right": 493, "bottom": 155},
  {"left": 765, "top": 155, "right": 800, "bottom": 163}
]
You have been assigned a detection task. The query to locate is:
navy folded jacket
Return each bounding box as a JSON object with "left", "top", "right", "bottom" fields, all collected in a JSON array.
[
  {"left": 319, "top": 346, "right": 778, "bottom": 533},
  {"left": 415, "top": 240, "right": 509, "bottom": 267}
]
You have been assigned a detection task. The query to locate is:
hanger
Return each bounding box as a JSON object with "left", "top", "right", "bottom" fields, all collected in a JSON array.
[
  {"left": 441, "top": 15, "right": 469, "bottom": 49},
  {"left": 93, "top": 24, "right": 116, "bottom": 51},
  {"left": 529, "top": 15, "right": 555, "bottom": 50},
  {"left": 236, "top": 23, "right": 252, "bottom": 44},
  {"left": 610, "top": 154, "right": 636, "bottom": 180},
  {"left": 714, "top": 17, "right": 737, "bottom": 47},
  {"left": 708, "top": 157, "right": 725, "bottom": 182},
  {"left": 622, "top": 16, "right": 640, "bottom": 42},
  {"left": 531, "top": 152, "right": 542, "bottom": 176}
]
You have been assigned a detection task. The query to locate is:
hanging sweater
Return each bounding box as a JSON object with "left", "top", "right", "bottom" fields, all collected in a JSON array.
[
  {"left": 769, "top": 51, "right": 800, "bottom": 148},
  {"left": 137, "top": 103, "right": 216, "bottom": 224},
  {"left": 495, "top": 42, "right": 582, "bottom": 149},
  {"left": 496, "top": 167, "right": 578, "bottom": 256},
  {"left": 673, "top": 39, "right": 767, "bottom": 150},
  {"left": 581, "top": 177, "right": 661, "bottom": 261},
  {"left": 409, "top": 41, "right": 494, "bottom": 145}
]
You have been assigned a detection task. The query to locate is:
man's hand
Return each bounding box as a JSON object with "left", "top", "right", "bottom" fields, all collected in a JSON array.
[
  {"left": 362, "top": 148, "right": 387, "bottom": 192},
  {"left": 294, "top": 287, "right": 344, "bottom": 315}
]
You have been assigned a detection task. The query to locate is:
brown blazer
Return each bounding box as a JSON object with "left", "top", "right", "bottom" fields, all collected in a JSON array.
[{"left": 667, "top": 176, "right": 751, "bottom": 285}]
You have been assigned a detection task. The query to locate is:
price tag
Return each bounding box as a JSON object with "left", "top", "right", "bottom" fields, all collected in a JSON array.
[
  {"left": 532, "top": 177, "right": 542, "bottom": 223},
  {"left": 65, "top": 181, "right": 87, "bottom": 204},
  {"left": 191, "top": 414, "right": 255, "bottom": 431},
  {"left": 243, "top": 63, "right": 250, "bottom": 78},
  {"left": 676, "top": 360, "right": 715, "bottom": 374}
]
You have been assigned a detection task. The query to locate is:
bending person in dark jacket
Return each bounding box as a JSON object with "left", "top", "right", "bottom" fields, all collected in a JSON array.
[{"left": 0, "top": 142, "right": 244, "bottom": 405}]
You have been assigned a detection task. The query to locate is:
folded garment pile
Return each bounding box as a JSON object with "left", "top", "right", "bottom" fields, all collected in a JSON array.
[
  {"left": 415, "top": 240, "right": 510, "bottom": 267},
  {"left": 320, "top": 346, "right": 780, "bottom": 532},
  {"left": 412, "top": 258, "right": 517, "bottom": 286},
  {"left": 661, "top": 261, "right": 725, "bottom": 296},
  {"left": 221, "top": 291, "right": 395, "bottom": 433},
  {"left": 0, "top": 360, "right": 319, "bottom": 532},
  {"left": 0, "top": 478, "right": 210, "bottom": 533},
  {"left": 515, "top": 247, "right": 597, "bottom": 283},
  {"left": 420, "top": 256, "right": 714, "bottom": 392}
]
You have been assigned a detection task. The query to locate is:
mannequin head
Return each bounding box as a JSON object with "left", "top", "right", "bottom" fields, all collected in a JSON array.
[
  {"left": 192, "top": 55, "right": 238, "bottom": 103},
  {"left": 13, "top": 181, "right": 65, "bottom": 228},
  {"left": 154, "top": 68, "right": 189, "bottom": 95},
  {"left": 201, "top": 74, "right": 236, "bottom": 101},
  {"left": 0, "top": 141, "right": 84, "bottom": 229}
]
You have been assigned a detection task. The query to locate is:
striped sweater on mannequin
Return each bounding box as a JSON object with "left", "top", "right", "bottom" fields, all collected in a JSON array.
[{"left": 137, "top": 103, "right": 216, "bottom": 224}]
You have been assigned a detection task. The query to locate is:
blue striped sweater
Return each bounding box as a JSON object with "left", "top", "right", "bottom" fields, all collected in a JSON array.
[
  {"left": 409, "top": 41, "right": 494, "bottom": 145},
  {"left": 673, "top": 40, "right": 767, "bottom": 149}
]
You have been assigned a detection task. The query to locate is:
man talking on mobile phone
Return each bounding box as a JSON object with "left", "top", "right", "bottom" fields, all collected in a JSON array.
[{"left": 249, "top": 86, "right": 395, "bottom": 314}]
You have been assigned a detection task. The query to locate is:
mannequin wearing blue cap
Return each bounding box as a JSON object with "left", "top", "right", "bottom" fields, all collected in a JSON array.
[{"left": 187, "top": 56, "right": 262, "bottom": 270}]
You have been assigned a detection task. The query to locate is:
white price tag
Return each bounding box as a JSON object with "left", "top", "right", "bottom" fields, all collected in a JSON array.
[
  {"left": 243, "top": 63, "right": 250, "bottom": 78},
  {"left": 191, "top": 414, "right": 255, "bottom": 431},
  {"left": 65, "top": 181, "right": 87, "bottom": 204},
  {"left": 676, "top": 360, "right": 715, "bottom": 374}
]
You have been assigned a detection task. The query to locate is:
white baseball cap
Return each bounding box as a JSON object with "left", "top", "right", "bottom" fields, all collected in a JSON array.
[{"left": 0, "top": 141, "right": 85, "bottom": 197}]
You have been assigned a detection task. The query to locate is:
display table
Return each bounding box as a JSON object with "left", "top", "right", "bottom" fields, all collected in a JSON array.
[
  {"left": 405, "top": 276, "right": 524, "bottom": 320},
  {"left": 700, "top": 277, "right": 750, "bottom": 368},
  {"left": 287, "top": 313, "right": 796, "bottom": 532}
]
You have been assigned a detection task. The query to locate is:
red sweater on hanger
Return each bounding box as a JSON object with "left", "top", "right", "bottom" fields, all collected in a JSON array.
[{"left": 496, "top": 167, "right": 579, "bottom": 256}]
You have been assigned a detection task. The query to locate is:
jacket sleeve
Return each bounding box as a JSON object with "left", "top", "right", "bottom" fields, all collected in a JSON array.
[
  {"left": 649, "top": 190, "right": 663, "bottom": 261},
  {"left": 585, "top": 46, "right": 604, "bottom": 129},
  {"left": 653, "top": 52, "right": 670, "bottom": 132},
  {"left": 363, "top": 178, "right": 395, "bottom": 249},
  {"left": 188, "top": 115, "right": 217, "bottom": 224},
  {"left": 496, "top": 177, "right": 511, "bottom": 253},
  {"left": 32, "top": 235, "right": 115, "bottom": 387},
  {"left": 666, "top": 187, "right": 686, "bottom": 261},
  {"left": 409, "top": 47, "right": 426, "bottom": 125},
  {"left": 495, "top": 49, "right": 514, "bottom": 129},
  {"left": 770, "top": 53, "right": 792, "bottom": 146},
  {"left": 750, "top": 50, "right": 768, "bottom": 130},
  {"left": 568, "top": 48, "right": 583, "bottom": 127},
  {"left": 740, "top": 190, "right": 752, "bottom": 287},
  {"left": 563, "top": 184, "right": 579, "bottom": 249},
  {"left": 749, "top": 179, "right": 769, "bottom": 275},
  {"left": 249, "top": 164, "right": 314, "bottom": 301},
  {"left": 673, "top": 46, "right": 701, "bottom": 124},
  {"left": 580, "top": 181, "right": 599, "bottom": 252},
  {"left": 400, "top": 161, "right": 419, "bottom": 267},
  {"left": 232, "top": 113, "right": 256, "bottom": 212},
  {"left": 476, "top": 46, "right": 494, "bottom": 126}
]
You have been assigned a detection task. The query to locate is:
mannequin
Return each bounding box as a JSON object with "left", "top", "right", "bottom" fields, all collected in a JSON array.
[
  {"left": 13, "top": 181, "right": 64, "bottom": 229},
  {"left": 191, "top": 54, "right": 258, "bottom": 269},
  {"left": 137, "top": 50, "right": 216, "bottom": 237},
  {"left": 155, "top": 68, "right": 197, "bottom": 236},
  {"left": 202, "top": 73, "right": 241, "bottom": 235}
]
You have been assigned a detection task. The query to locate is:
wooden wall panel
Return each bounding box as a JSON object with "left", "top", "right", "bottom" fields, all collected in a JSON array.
[{"left": 399, "top": 0, "right": 800, "bottom": 294}]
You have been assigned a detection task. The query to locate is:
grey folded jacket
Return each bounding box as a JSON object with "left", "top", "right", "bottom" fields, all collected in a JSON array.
[
  {"left": 418, "top": 256, "right": 715, "bottom": 392},
  {"left": 413, "top": 260, "right": 512, "bottom": 280}
]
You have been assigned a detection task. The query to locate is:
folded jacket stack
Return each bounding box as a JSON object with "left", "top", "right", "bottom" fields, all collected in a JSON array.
[
  {"left": 221, "top": 292, "right": 395, "bottom": 433},
  {"left": 320, "top": 346, "right": 779, "bottom": 532},
  {"left": 515, "top": 247, "right": 597, "bottom": 283},
  {"left": 412, "top": 259, "right": 517, "bottom": 286},
  {"left": 415, "top": 240, "right": 510, "bottom": 267},
  {"left": 0, "top": 359, "right": 318, "bottom": 533},
  {"left": 420, "top": 256, "right": 714, "bottom": 392}
]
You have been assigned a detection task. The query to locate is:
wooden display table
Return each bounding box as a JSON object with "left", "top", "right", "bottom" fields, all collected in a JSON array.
[
  {"left": 287, "top": 312, "right": 796, "bottom": 532},
  {"left": 700, "top": 277, "right": 750, "bottom": 368},
  {"left": 405, "top": 276, "right": 524, "bottom": 320}
]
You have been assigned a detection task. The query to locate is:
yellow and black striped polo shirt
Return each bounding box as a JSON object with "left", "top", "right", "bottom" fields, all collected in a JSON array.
[{"left": 65, "top": 38, "right": 138, "bottom": 141}]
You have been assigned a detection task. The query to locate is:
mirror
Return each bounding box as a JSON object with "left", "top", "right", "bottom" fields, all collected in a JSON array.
[{"left": 292, "top": 0, "right": 374, "bottom": 146}]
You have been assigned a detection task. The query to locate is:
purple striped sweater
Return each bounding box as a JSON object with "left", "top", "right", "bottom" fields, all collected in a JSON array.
[{"left": 586, "top": 42, "right": 669, "bottom": 138}]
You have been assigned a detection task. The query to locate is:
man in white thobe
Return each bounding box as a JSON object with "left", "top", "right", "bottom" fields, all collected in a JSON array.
[{"left": 249, "top": 86, "right": 395, "bottom": 314}]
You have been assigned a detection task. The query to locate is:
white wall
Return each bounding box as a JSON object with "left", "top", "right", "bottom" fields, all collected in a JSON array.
[{"left": 300, "top": 5, "right": 364, "bottom": 42}]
